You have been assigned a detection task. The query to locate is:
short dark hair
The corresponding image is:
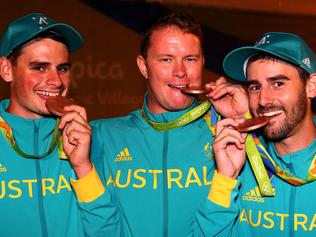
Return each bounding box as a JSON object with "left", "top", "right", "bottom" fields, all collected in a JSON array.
[
  {"left": 247, "top": 53, "right": 310, "bottom": 82},
  {"left": 8, "top": 30, "right": 68, "bottom": 65},
  {"left": 140, "top": 12, "right": 203, "bottom": 58}
]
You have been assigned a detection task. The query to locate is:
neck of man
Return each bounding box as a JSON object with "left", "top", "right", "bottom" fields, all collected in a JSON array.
[
  {"left": 6, "top": 102, "right": 43, "bottom": 119},
  {"left": 274, "top": 115, "right": 316, "bottom": 156}
]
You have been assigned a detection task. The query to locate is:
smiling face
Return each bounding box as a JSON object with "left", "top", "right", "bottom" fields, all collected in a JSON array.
[
  {"left": 137, "top": 26, "right": 204, "bottom": 114},
  {"left": 1, "top": 38, "right": 71, "bottom": 119},
  {"left": 247, "top": 58, "right": 310, "bottom": 141}
]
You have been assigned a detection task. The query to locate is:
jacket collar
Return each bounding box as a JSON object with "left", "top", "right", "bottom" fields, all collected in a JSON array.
[{"left": 0, "top": 99, "right": 57, "bottom": 140}]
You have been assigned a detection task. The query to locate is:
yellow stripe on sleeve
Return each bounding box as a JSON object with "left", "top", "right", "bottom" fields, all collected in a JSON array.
[
  {"left": 71, "top": 165, "right": 105, "bottom": 203},
  {"left": 208, "top": 170, "right": 238, "bottom": 208}
]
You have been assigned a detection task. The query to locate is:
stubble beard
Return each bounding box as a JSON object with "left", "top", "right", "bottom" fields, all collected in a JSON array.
[{"left": 263, "top": 90, "right": 307, "bottom": 142}]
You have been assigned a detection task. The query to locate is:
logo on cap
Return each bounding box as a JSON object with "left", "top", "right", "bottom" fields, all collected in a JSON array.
[
  {"left": 32, "top": 16, "right": 49, "bottom": 30},
  {"left": 302, "top": 57, "right": 311, "bottom": 69},
  {"left": 255, "top": 34, "right": 270, "bottom": 47}
]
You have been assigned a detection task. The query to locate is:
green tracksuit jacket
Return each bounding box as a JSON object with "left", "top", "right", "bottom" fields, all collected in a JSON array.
[
  {"left": 0, "top": 99, "right": 86, "bottom": 237},
  {"left": 199, "top": 137, "right": 316, "bottom": 237},
  {"left": 80, "top": 98, "right": 217, "bottom": 236}
]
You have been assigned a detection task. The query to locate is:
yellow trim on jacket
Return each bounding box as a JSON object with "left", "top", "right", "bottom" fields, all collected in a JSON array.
[
  {"left": 71, "top": 165, "right": 105, "bottom": 202},
  {"left": 208, "top": 170, "right": 238, "bottom": 208}
]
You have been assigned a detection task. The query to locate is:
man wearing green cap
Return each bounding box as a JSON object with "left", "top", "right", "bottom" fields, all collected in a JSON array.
[
  {"left": 0, "top": 13, "right": 102, "bottom": 236},
  {"left": 197, "top": 32, "right": 316, "bottom": 236}
]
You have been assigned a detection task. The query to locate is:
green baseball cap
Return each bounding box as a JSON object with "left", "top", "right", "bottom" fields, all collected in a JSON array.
[
  {"left": 223, "top": 32, "right": 316, "bottom": 82},
  {"left": 0, "top": 12, "right": 83, "bottom": 57}
]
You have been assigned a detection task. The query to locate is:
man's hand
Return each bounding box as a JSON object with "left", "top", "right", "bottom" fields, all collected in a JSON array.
[
  {"left": 58, "top": 105, "right": 92, "bottom": 179},
  {"left": 206, "top": 76, "right": 249, "bottom": 118},
  {"left": 212, "top": 118, "right": 247, "bottom": 179}
]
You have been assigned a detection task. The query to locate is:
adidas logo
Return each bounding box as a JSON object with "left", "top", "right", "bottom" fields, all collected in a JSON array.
[
  {"left": 302, "top": 57, "right": 311, "bottom": 68},
  {"left": 114, "top": 148, "right": 133, "bottom": 162},
  {"left": 0, "top": 163, "right": 7, "bottom": 173},
  {"left": 242, "top": 186, "right": 264, "bottom": 203}
]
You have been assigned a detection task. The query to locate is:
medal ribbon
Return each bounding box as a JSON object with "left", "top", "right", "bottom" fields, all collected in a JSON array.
[
  {"left": 243, "top": 112, "right": 316, "bottom": 196},
  {"left": 0, "top": 115, "right": 65, "bottom": 159},
  {"left": 245, "top": 134, "right": 275, "bottom": 196},
  {"left": 142, "top": 100, "right": 212, "bottom": 131},
  {"left": 240, "top": 112, "right": 274, "bottom": 196},
  {"left": 253, "top": 134, "right": 316, "bottom": 186}
]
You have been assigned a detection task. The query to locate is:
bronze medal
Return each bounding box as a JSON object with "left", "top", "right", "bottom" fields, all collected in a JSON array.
[
  {"left": 236, "top": 116, "right": 270, "bottom": 132},
  {"left": 46, "top": 96, "right": 76, "bottom": 116},
  {"left": 181, "top": 87, "right": 211, "bottom": 95}
]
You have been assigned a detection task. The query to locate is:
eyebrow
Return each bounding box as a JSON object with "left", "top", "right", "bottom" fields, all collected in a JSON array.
[
  {"left": 29, "top": 61, "right": 71, "bottom": 68},
  {"left": 58, "top": 63, "right": 71, "bottom": 68},
  {"left": 185, "top": 54, "right": 202, "bottom": 57},
  {"left": 156, "top": 53, "right": 201, "bottom": 57},
  {"left": 29, "top": 61, "right": 50, "bottom": 67},
  {"left": 247, "top": 74, "right": 290, "bottom": 85}
]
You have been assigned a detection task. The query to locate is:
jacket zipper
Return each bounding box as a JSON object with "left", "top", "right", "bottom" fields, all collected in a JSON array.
[
  {"left": 34, "top": 122, "right": 48, "bottom": 237},
  {"left": 288, "top": 163, "right": 296, "bottom": 237},
  {"left": 162, "top": 124, "right": 169, "bottom": 237}
]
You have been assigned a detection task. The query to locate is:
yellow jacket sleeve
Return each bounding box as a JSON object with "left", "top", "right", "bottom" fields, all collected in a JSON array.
[
  {"left": 71, "top": 165, "right": 105, "bottom": 202},
  {"left": 208, "top": 170, "right": 238, "bottom": 208}
]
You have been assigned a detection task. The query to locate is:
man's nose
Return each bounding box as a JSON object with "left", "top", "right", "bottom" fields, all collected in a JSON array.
[
  {"left": 46, "top": 70, "right": 63, "bottom": 87},
  {"left": 258, "top": 87, "right": 273, "bottom": 106},
  {"left": 172, "top": 61, "right": 186, "bottom": 78}
]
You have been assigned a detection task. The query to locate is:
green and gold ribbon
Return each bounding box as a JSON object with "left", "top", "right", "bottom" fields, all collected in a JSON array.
[
  {"left": 0, "top": 115, "right": 65, "bottom": 159},
  {"left": 245, "top": 134, "right": 275, "bottom": 196},
  {"left": 142, "top": 100, "right": 212, "bottom": 131},
  {"left": 240, "top": 112, "right": 274, "bottom": 196},
  {"left": 243, "top": 111, "right": 316, "bottom": 196},
  {"left": 254, "top": 135, "right": 316, "bottom": 186}
]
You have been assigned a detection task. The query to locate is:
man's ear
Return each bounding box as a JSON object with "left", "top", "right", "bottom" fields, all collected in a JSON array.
[
  {"left": 0, "top": 57, "right": 13, "bottom": 83},
  {"left": 306, "top": 73, "right": 316, "bottom": 98},
  {"left": 136, "top": 55, "right": 148, "bottom": 79}
]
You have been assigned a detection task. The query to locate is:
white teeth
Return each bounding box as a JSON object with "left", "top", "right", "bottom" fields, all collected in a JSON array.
[
  {"left": 263, "top": 110, "right": 283, "bottom": 117},
  {"left": 36, "top": 91, "right": 60, "bottom": 97},
  {"left": 169, "top": 84, "right": 187, "bottom": 89}
]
